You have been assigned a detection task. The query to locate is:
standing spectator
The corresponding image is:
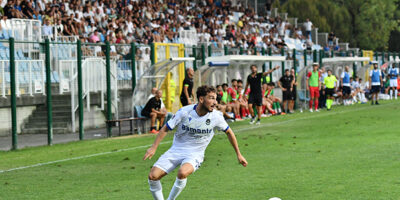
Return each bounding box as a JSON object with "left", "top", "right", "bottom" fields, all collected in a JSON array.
[
  {"left": 278, "top": 69, "right": 295, "bottom": 114},
  {"left": 180, "top": 68, "right": 195, "bottom": 106},
  {"left": 319, "top": 67, "right": 328, "bottom": 109},
  {"left": 290, "top": 68, "right": 297, "bottom": 108},
  {"left": 369, "top": 61, "right": 383, "bottom": 105},
  {"left": 141, "top": 90, "right": 166, "bottom": 134},
  {"left": 328, "top": 32, "right": 336, "bottom": 46},
  {"left": 306, "top": 63, "right": 321, "bottom": 112},
  {"left": 304, "top": 18, "right": 313, "bottom": 41}
]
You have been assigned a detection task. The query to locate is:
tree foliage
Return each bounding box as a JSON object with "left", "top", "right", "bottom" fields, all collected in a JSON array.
[{"left": 280, "top": 0, "right": 400, "bottom": 51}]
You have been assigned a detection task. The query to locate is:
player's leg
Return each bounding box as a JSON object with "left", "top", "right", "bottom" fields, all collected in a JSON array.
[
  {"left": 309, "top": 88, "right": 314, "bottom": 110},
  {"left": 314, "top": 88, "right": 319, "bottom": 111},
  {"left": 167, "top": 163, "right": 194, "bottom": 200},
  {"left": 148, "top": 167, "right": 168, "bottom": 200}
]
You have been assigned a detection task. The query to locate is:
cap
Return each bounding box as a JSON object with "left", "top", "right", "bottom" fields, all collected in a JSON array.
[
  {"left": 312, "top": 62, "right": 319, "bottom": 66},
  {"left": 371, "top": 61, "right": 378, "bottom": 64}
]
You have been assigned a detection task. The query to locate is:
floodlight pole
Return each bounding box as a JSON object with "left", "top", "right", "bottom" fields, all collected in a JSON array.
[
  {"left": 9, "top": 37, "right": 17, "bottom": 150},
  {"left": 45, "top": 39, "right": 53, "bottom": 144}
]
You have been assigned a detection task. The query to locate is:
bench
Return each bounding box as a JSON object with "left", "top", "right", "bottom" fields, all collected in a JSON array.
[{"left": 105, "top": 117, "right": 146, "bottom": 136}]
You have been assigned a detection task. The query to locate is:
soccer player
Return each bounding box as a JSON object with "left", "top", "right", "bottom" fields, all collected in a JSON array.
[
  {"left": 340, "top": 66, "right": 352, "bottom": 105},
  {"left": 323, "top": 69, "right": 337, "bottom": 111},
  {"left": 388, "top": 65, "right": 398, "bottom": 99},
  {"left": 278, "top": 69, "right": 295, "bottom": 113},
  {"left": 227, "top": 79, "right": 243, "bottom": 121},
  {"left": 369, "top": 61, "right": 383, "bottom": 105},
  {"left": 180, "top": 68, "right": 194, "bottom": 106},
  {"left": 143, "top": 85, "right": 248, "bottom": 200},
  {"left": 243, "top": 64, "right": 279, "bottom": 125},
  {"left": 306, "top": 63, "right": 321, "bottom": 112}
]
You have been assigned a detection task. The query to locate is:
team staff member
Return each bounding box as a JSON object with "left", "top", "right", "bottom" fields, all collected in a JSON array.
[
  {"left": 306, "top": 63, "right": 321, "bottom": 112},
  {"left": 278, "top": 69, "right": 295, "bottom": 113},
  {"left": 323, "top": 69, "right": 337, "bottom": 111},
  {"left": 243, "top": 64, "right": 279, "bottom": 125},
  {"left": 341, "top": 66, "right": 352, "bottom": 105},
  {"left": 180, "top": 68, "right": 195, "bottom": 106},
  {"left": 369, "top": 61, "right": 383, "bottom": 105}
]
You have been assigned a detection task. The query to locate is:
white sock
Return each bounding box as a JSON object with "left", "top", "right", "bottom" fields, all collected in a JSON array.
[
  {"left": 149, "top": 179, "right": 164, "bottom": 200},
  {"left": 395, "top": 90, "right": 398, "bottom": 99},
  {"left": 167, "top": 178, "right": 187, "bottom": 200},
  {"left": 390, "top": 90, "right": 393, "bottom": 99}
]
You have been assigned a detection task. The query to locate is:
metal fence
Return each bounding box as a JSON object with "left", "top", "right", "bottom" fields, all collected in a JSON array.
[{"left": 1, "top": 37, "right": 393, "bottom": 150}]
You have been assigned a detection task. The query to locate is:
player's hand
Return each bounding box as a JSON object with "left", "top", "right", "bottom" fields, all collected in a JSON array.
[
  {"left": 237, "top": 154, "right": 248, "bottom": 167},
  {"left": 290, "top": 87, "right": 293, "bottom": 91},
  {"left": 274, "top": 66, "right": 280, "bottom": 70},
  {"left": 188, "top": 99, "right": 192, "bottom": 105},
  {"left": 143, "top": 146, "right": 156, "bottom": 160},
  {"left": 282, "top": 88, "right": 286, "bottom": 91},
  {"left": 306, "top": 86, "right": 310, "bottom": 91}
]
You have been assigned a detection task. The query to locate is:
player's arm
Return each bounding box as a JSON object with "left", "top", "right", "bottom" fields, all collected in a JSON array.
[
  {"left": 369, "top": 74, "right": 372, "bottom": 90},
  {"left": 143, "top": 125, "right": 168, "bottom": 160},
  {"left": 225, "top": 128, "right": 248, "bottom": 167},
  {"left": 306, "top": 77, "right": 309, "bottom": 90},
  {"left": 262, "top": 65, "right": 279, "bottom": 76},
  {"left": 277, "top": 80, "right": 285, "bottom": 91}
]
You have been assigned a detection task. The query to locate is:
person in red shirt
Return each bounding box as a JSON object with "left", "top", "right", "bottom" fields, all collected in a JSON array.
[
  {"left": 227, "top": 79, "right": 243, "bottom": 121},
  {"left": 306, "top": 63, "right": 321, "bottom": 112}
]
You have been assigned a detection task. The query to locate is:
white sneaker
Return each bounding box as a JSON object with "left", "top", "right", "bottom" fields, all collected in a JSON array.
[
  {"left": 309, "top": 109, "right": 313, "bottom": 113},
  {"left": 249, "top": 118, "right": 256, "bottom": 124},
  {"left": 315, "top": 109, "right": 320, "bottom": 112},
  {"left": 256, "top": 120, "right": 260, "bottom": 125}
]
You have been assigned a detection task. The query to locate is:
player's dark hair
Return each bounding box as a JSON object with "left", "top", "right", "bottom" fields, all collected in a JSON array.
[
  {"left": 196, "top": 85, "right": 216, "bottom": 101},
  {"left": 268, "top": 82, "right": 275, "bottom": 86},
  {"left": 231, "top": 79, "right": 237, "bottom": 83},
  {"left": 237, "top": 80, "right": 243, "bottom": 84},
  {"left": 222, "top": 83, "right": 228, "bottom": 87},
  {"left": 216, "top": 85, "right": 221, "bottom": 88},
  {"left": 285, "top": 69, "right": 289, "bottom": 72},
  {"left": 250, "top": 64, "right": 257, "bottom": 69},
  {"left": 327, "top": 69, "right": 332, "bottom": 72}
]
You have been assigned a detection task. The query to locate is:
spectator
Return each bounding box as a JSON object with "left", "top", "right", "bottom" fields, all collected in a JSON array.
[
  {"left": 180, "top": 68, "right": 195, "bottom": 106},
  {"left": 304, "top": 18, "right": 313, "bottom": 41},
  {"left": 278, "top": 69, "right": 295, "bottom": 113},
  {"left": 42, "top": 19, "right": 53, "bottom": 37},
  {"left": 328, "top": 31, "right": 336, "bottom": 46},
  {"left": 141, "top": 89, "right": 166, "bottom": 134}
]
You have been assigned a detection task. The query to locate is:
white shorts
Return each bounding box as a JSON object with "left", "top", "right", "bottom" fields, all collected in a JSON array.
[
  {"left": 153, "top": 149, "right": 204, "bottom": 174},
  {"left": 390, "top": 79, "right": 398, "bottom": 87}
]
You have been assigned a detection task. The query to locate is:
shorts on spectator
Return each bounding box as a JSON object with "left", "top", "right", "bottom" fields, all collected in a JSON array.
[
  {"left": 371, "top": 85, "right": 381, "bottom": 93},
  {"left": 325, "top": 88, "right": 335, "bottom": 97},
  {"left": 282, "top": 90, "right": 294, "bottom": 101},
  {"left": 342, "top": 86, "right": 351, "bottom": 96},
  {"left": 248, "top": 94, "right": 262, "bottom": 106}
]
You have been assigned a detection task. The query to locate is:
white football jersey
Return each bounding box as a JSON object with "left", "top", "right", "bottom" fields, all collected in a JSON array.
[{"left": 166, "top": 104, "right": 229, "bottom": 155}]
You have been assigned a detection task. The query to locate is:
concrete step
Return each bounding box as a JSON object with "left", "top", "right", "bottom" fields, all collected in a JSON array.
[
  {"left": 35, "top": 105, "right": 71, "bottom": 112},
  {"left": 21, "top": 127, "right": 70, "bottom": 134},
  {"left": 24, "top": 121, "right": 70, "bottom": 129},
  {"left": 28, "top": 115, "right": 71, "bottom": 123}
]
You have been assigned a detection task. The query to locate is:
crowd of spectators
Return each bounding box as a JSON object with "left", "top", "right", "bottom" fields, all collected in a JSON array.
[{"left": 0, "top": 0, "right": 316, "bottom": 54}]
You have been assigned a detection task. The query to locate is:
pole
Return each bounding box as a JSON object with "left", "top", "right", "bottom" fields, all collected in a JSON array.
[
  {"left": 240, "top": 47, "right": 244, "bottom": 55},
  {"left": 281, "top": 48, "right": 285, "bottom": 76},
  {"left": 293, "top": 49, "right": 297, "bottom": 72},
  {"left": 381, "top": 52, "right": 385, "bottom": 65},
  {"left": 254, "top": 47, "right": 257, "bottom": 55},
  {"left": 268, "top": 48, "right": 272, "bottom": 82},
  {"left": 313, "top": 49, "right": 317, "bottom": 63},
  {"left": 105, "top": 41, "right": 112, "bottom": 137},
  {"left": 77, "top": 40, "right": 84, "bottom": 140},
  {"left": 375, "top": 51, "right": 378, "bottom": 63},
  {"left": 9, "top": 37, "right": 17, "bottom": 150},
  {"left": 352, "top": 50, "right": 356, "bottom": 78},
  {"left": 150, "top": 43, "right": 155, "bottom": 66},
  {"left": 208, "top": 45, "right": 212, "bottom": 57},
  {"left": 319, "top": 50, "right": 323, "bottom": 67},
  {"left": 192, "top": 45, "right": 197, "bottom": 71},
  {"left": 45, "top": 39, "right": 53, "bottom": 144},
  {"left": 224, "top": 46, "right": 228, "bottom": 56},
  {"left": 262, "top": 48, "right": 266, "bottom": 83},
  {"left": 304, "top": 50, "right": 307, "bottom": 67},
  {"left": 131, "top": 42, "right": 136, "bottom": 91},
  {"left": 201, "top": 44, "right": 205, "bottom": 65}
]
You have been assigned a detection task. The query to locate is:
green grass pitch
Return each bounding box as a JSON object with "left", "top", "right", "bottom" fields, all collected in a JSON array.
[{"left": 1, "top": 101, "right": 400, "bottom": 199}]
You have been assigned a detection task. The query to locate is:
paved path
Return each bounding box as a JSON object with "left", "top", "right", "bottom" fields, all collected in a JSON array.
[{"left": 0, "top": 124, "right": 137, "bottom": 151}]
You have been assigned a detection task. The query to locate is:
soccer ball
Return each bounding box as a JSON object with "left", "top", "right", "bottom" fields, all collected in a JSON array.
[{"left": 269, "top": 198, "right": 282, "bottom": 200}]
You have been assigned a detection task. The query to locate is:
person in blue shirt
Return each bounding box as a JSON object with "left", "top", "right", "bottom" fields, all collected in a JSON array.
[
  {"left": 369, "top": 61, "right": 383, "bottom": 105},
  {"left": 340, "top": 66, "right": 352, "bottom": 105},
  {"left": 388, "top": 65, "right": 399, "bottom": 100}
]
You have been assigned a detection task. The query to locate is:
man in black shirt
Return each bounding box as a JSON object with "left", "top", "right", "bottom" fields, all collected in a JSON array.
[
  {"left": 180, "top": 68, "right": 195, "bottom": 106},
  {"left": 278, "top": 69, "right": 295, "bottom": 113},
  {"left": 243, "top": 64, "right": 279, "bottom": 125},
  {"left": 142, "top": 90, "right": 166, "bottom": 134}
]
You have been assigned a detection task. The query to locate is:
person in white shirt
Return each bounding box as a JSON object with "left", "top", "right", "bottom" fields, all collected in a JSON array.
[
  {"left": 388, "top": 65, "right": 399, "bottom": 99},
  {"left": 304, "top": 18, "right": 313, "bottom": 40},
  {"left": 143, "top": 85, "right": 247, "bottom": 200}
]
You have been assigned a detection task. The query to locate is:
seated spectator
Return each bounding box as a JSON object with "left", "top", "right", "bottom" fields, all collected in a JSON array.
[{"left": 141, "top": 89, "right": 167, "bottom": 134}]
